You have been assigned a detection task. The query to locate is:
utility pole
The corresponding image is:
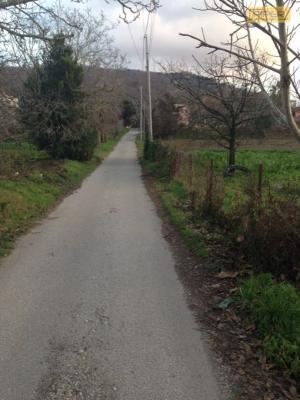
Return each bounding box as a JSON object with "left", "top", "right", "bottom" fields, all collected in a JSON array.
[
  {"left": 144, "top": 34, "right": 153, "bottom": 142},
  {"left": 139, "top": 85, "right": 143, "bottom": 140}
]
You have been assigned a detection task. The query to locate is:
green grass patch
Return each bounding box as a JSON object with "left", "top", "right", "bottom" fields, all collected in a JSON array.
[
  {"left": 160, "top": 181, "right": 208, "bottom": 257},
  {"left": 240, "top": 274, "right": 300, "bottom": 378},
  {"left": 0, "top": 131, "right": 126, "bottom": 257},
  {"left": 192, "top": 149, "right": 300, "bottom": 213}
]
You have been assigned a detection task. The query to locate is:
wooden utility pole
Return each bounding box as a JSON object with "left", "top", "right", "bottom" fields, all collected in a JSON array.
[
  {"left": 144, "top": 34, "right": 153, "bottom": 141},
  {"left": 140, "top": 85, "right": 143, "bottom": 140}
]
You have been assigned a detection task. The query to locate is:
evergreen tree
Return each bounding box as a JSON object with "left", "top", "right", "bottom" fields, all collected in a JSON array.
[
  {"left": 19, "top": 35, "right": 97, "bottom": 160},
  {"left": 121, "top": 99, "right": 136, "bottom": 126},
  {"left": 152, "top": 93, "right": 180, "bottom": 139}
]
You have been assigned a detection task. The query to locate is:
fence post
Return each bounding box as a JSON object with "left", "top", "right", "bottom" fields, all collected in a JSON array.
[
  {"left": 190, "top": 190, "right": 197, "bottom": 211},
  {"left": 174, "top": 152, "right": 183, "bottom": 179},
  {"left": 188, "top": 153, "right": 194, "bottom": 190},
  {"left": 206, "top": 159, "right": 214, "bottom": 210},
  {"left": 258, "top": 162, "right": 264, "bottom": 202},
  {"left": 170, "top": 151, "right": 177, "bottom": 179}
]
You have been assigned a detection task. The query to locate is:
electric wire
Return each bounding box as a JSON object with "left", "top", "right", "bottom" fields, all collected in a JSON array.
[
  {"left": 149, "top": 11, "right": 156, "bottom": 54},
  {"left": 145, "top": 11, "right": 151, "bottom": 36},
  {"left": 127, "top": 23, "right": 143, "bottom": 68}
]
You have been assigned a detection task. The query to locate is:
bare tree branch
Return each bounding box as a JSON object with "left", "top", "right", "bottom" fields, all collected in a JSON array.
[{"left": 181, "top": 0, "right": 300, "bottom": 142}]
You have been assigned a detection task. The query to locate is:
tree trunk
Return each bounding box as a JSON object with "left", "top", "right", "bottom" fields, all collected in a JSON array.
[
  {"left": 276, "top": 0, "right": 300, "bottom": 142},
  {"left": 228, "top": 135, "right": 236, "bottom": 166}
]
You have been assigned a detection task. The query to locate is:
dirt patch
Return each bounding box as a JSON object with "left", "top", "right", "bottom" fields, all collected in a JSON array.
[{"left": 142, "top": 170, "right": 300, "bottom": 400}]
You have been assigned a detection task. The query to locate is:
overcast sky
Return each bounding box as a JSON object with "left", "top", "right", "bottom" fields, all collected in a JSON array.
[{"left": 85, "top": 0, "right": 233, "bottom": 71}]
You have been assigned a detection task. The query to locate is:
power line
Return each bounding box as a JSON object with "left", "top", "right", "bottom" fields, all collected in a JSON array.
[
  {"left": 127, "top": 23, "right": 143, "bottom": 68},
  {"left": 145, "top": 11, "right": 151, "bottom": 36},
  {"left": 142, "top": 33, "right": 145, "bottom": 69},
  {"left": 149, "top": 11, "right": 156, "bottom": 54}
]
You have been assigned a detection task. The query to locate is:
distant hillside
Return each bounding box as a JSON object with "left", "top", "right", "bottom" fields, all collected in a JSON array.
[
  {"left": 0, "top": 66, "right": 212, "bottom": 104},
  {"left": 112, "top": 68, "right": 215, "bottom": 105},
  {"left": 0, "top": 66, "right": 291, "bottom": 141}
]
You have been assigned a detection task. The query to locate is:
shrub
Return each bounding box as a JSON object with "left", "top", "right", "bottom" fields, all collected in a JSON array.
[
  {"left": 59, "top": 127, "right": 98, "bottom": 161},
  {"left": 143, "top": 139, "right": 157, "bottom": 161},
  {"left": 241, "top": 200, "right": 300, "bottom": 280},
  {"left": 240, "top": 274, "right": 300, "bottom": 377},
  {"left": 186, "top": 161, "right": 225, "bottom": 223},
  {"left": 143, "top": 140, "right": 174, "bottom": 179}
]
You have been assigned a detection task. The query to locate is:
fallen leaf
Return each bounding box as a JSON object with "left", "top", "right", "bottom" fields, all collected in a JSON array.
[
  {"left": 217, "top": 271, "right": 239, "bottom": 279},
  {"left": 211, "top": 283, "right": 221, "bottom": 289}
]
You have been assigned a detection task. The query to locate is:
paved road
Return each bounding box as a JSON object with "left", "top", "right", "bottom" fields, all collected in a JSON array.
[{"left": 0, "top": 130, "right": 226, "bottom": 400}]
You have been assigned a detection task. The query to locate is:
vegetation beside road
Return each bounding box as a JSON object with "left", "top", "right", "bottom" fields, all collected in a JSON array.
[
  {"left": 240, "top": 274, "right": 300, "bottom": 377},
  {"left": 138, "top": 140, "right": 208, "bottom": 257},
  {"left": 138, "top": 138, "right": 300, "bottom": 382},
  {"left": 0, "top": 30, "right": 130, "bottom": 259},
  {"left": 0, "top": 131, "right": 125, "bottom": 258}
]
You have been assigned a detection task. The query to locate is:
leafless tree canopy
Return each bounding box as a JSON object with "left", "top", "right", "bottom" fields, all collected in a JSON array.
[
  {"left": 179, "top": 0, "right": 300, "bottom": 141},
  {"left": 109, "top": 0, "right": 159, "bottom": 21},
  {"left": 54, "top": 7, "right": 126, "bottom": 68},
  {"left": 0, "top": 0, "right": 77, "bottom": 66},
  {"left": 170, "top": 55, "right": 270, "bottom": 165}
]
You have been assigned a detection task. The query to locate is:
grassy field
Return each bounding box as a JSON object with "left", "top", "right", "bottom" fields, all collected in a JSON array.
[
  {"left": 160, "top": 139, "right": 300, "bottom": 215},
  {"left": 0, "top": 132, "right": 125, "bottom": 257},
  {"left": 192, "top": 148, "right": 300, "bottom": 212}
]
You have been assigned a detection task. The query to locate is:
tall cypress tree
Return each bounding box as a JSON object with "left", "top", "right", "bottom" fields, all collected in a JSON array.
[{"left": 20, "top": 35, "right": 96, "bottom": 160}]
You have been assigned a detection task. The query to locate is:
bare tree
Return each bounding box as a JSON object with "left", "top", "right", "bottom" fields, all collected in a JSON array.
[
  {"left": 0, "top": 0, "right": 158, "bottom": 65},
  {"left": 53, "top": 7, "right": 125, "bottom": 68},
  {"left": 0, "top": 0, "right": 76, "bottom": 66},
  {"left": 83, "top": 68, "right": 124, "bottom": 142},
  {"left": 61, "top": 7, "right": 127, "bottom": 142},
  {"left": 179, "top": 0, "right": 300, "bottom": 141},
  {"left": 109, "top": 0, "right": 159, "bottom": 21},
  {"left": 170, "top": 56, "right": 270, "bottom": 166}
]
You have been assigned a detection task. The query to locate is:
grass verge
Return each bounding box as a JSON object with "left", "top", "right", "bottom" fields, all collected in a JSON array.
[
  {"left": 136, "top": 139, "right": 208, "bottom": 257},
  {"left": 240, "top": 274, "right": 300, "bottom": 378},
  {"left": 0, "top": 130, "right": 126, "bottom": 257}
]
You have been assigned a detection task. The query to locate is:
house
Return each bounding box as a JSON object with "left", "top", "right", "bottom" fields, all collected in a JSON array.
[
  {"left": 174, "top": 104, "right": 190, "bottom": 126},
  {"left": 293, "top": 105, "right": 300, "bottom": 123},
  {"left": 0, "top": 93, "right": 18, "bottom": 140}
]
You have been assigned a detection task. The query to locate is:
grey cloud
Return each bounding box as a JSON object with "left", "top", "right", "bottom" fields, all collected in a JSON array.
[{"left": 84, "top": 0, "right": 231, "bottom": 69}]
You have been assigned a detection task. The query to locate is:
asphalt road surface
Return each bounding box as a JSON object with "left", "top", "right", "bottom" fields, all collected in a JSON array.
[{"left": 0, "top": 130, "right": 226, "bottom": 400}]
